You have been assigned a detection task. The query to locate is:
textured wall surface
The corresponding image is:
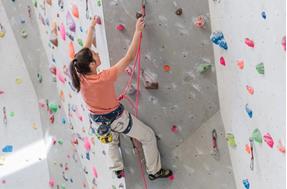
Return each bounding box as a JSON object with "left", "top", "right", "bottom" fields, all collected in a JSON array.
[{"left": 209, "top": 0, "right": 286, "bottom": 188}]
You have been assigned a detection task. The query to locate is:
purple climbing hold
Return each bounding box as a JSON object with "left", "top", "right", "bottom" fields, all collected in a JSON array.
[{"left": 66, "top": 11, "right": 76, "bottom": 32}]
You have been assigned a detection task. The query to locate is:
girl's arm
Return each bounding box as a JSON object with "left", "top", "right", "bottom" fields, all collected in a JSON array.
[
  {"left": 113, "top": 17, "right": 145, "bottom": 73},
  {"left": 84, "top": 16, "right": 97, "bottom": 48}
]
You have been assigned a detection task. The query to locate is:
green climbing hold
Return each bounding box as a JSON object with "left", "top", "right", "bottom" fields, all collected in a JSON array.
[
  {"left": 37, "top": 73, "right": 43, "bottom": 83},
  {"left": 58, "top": 139, "right": 64, "bottom": 145},
  {"left": 226, "top": 133, "right": 237, "bottom": 147},
  {"left": 112, "top": 186, "right": 116, "bottom": 189},
  {"left": 20, "top": 29, "right": 28, "bottom": 38},
  {"left": 77, "top": 38, "right": 83, "bottom": 47},
  {"left": 256, "top": 63, "right": 264, "bottom": 75},
  {"left": 197, "top": 63, "right": 212, "bottom": 74},
  {"left": 32, "top": 0, "right": 37, "bottom": 7},
  {"left": 252, "top": 128, "right": 263, "bottom": 144},
  {"left": 49, "top": 103, "right": 58, "bottom": 113},
  {"left": 61, "top": 183, "right": 66, "bottom": 189},
  {"left": 96, "top": 0, "right": 102, "bottom": 6},
  {"left": 9, "top": 112, "right": 15, "bottom": 117}
]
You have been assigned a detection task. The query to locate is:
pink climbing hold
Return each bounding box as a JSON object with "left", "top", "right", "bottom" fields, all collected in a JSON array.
[
  {"left": 66, "top": 11, "right": 76, "bottom": 32},
  {"left": 0, "top": 90, "right": 4, "bottom": 95},
  {"left": 169, "top": 174, "right": 175, "bottom": 181},
  {"left": 264, "top": 133, "right": 274, "bottom": 148},
  {"left": 193, "top": 16, "right": 205, "bottom": 28},
  {"left": 116, "top": 24, "right": 125, "bottom": 31},
  {"left": 56, "top": 68, "right": 66, "bottom": 84},
  {"left": 282, "top": 36, "right": 286, "bottom": 51},
  {"left": 60, "top": 23, "right": 66, "bottom": 41},
  {"left": 49, "top": 177, "right": 55, "bottom": 187},
  {"left": 246, "top": 85, "right": 254, "bottom": 95},
  {"left": 92, "top": 166, "right": 98, "bottom": 178},
  {"left": 277, "top": 140, "right": 285, "bottom": 154},
  {"left": 236, "top": 59, "right": 244, "bottom": 70},
  {"left": 245, "top": 38, "right": 255, "bottom": 48},
  {"left": 51, "top": 137, "right": 57, "bottom": 145},
  {"left": 171, "top": 125, "right": 178, "bottom": 133},
  {"left": 96, "top": 17, "right": 102, "bottom": 25},
  {"left": 84, "top": 137, "right": 91, "bottom": 151},
  {"left": 220, "top": 56, "right": 226, "bottom": 66}
]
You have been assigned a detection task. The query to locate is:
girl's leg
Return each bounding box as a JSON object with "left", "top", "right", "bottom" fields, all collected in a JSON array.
[
  {"left": 125, "top": 114, "right": 162, "bottom": 175},
  {"left": 107, "top": 131, "right": 124, "bottom": 171}
]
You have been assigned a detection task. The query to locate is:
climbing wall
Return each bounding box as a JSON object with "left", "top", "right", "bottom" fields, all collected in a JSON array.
[
  {"left": 102, "top": 0, "right": 236, "bottom": 189},
  {"left": 1, "top": 0, "right": 89, "bottom": 189},
  {"left": 208, "top": 0, "right": 286, "bottom": 189},
  {"left": 1, "top": 0, "right": 242, "bottom": 189}
]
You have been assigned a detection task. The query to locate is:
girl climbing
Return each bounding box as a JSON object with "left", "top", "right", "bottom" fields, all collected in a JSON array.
[{"left": 69, "top": 16, "right": 172, "bottom": 181}]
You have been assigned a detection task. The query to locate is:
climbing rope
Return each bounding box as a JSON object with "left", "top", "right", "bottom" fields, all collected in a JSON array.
[{"left": 117, "top": 1, "right": 148, "bottom": 188}]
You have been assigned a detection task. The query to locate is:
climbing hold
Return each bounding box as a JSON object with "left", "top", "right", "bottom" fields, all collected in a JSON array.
[
  {"left": 136, "top": 12, "right": 143, "bottom": 19},
  {"left": 49, "top": 103, "right": 58, "bottom": 113},
  {"left": 32, "top": 122, "right": 37, "bottom": 129},
  {"left": 175, "top": 8, "right": 183, "bottom": 16},
  {"left": 46, "top": 0, "right": 52, "bottom": 6},
  {"left": 245, "top": 144, "right": 251, "bottom": 154},
  {"left": 84, "top": 137, "right": 91, "bottom": 151},
  {"left": 252, "top": 128, "right": 262, "bottom": 144},
  {"left": 0, "top": 90, "right": 4, "bottom": 95},
  {"left": 277, "top": 140, "right": 285, "bottom": 154},
  {"left": 263, "top": 133, "right": 274, "bottom": 148},
  {"left": 163, "top": 64, "right": 171, "bottom": 72},
  {"left": 127, "top": 84, "right": 136, "bottom": 95},
  {"left": 197, "top": 63, "right": 212, "bottom": 73},
  {"left": 169, "top": 174, "right": 175, "bottom": 181},
  {"left": 37, "top": 73, "right": 43, "bottom": 83},
  {"left": 66, "top": 11, "right": 76, "bottom": 32},
  {"left": 141, "top": 69, "right": 159, "bottom": 89},
  {"left": 282, "top": 36, "right": 286, "bottom": 51},
  {"left": 58, "top": 139, "right": 64, "bottom": 145},
  {"left": 2, "top": 145, "right": 13, "bottom": 153},
  {"left": 62, "top": 117, "right": 66, "bottom": 124},
  {"left": 245, "top": 38, "right": 255, "bottom": 48},
  {"left": 50, "top": 22, "right": 58, "bottom": 47},
  {"left": 236, "top": 59, "right": 244, "bottom": 70},
  {"left": 60, "top": 23, "right": 66, "bottom": 40},
  {"left": 72, "top": 4, "right": 79, "bottom": 18},
  {"left": 49, "top": 178, "right": 55, "bottom": 187},
  {"left": 69, "top": 41, "right": 75, "bottom": 60},
  {"left": 56, "top": 69, "right": 66, "bottom": 84},
  {"left": 210, "top": 31, "right": 228, "bottom": 50},
  {"left": 20, "top": 29, "right": 28, "bottom": 38},
  {"left": 256, "top": 62, "right": 264, "bottom": 75},
  {"left": 116, "top": 24, "right": 125, "bottom": 31},
  {"left": 49, "top": 66, "right": 57, "bottom": 75},
  {"left": 226, "top": 133, "right": 237, "bottom": 147},
  {"left": 243, "top": 179, "right": 250, "bottom": 189},
  {"left": 96, "top": 17, "right": 102, "bottom": 25},
  {"left": 32, "top": 0, "right": 37, "bottom": 7},
  {"left": 193, "top": 16, "right": 206, "bottom": 28},
  {"left": 16, "top": 78, "right": 22, "bottom": 85},
  {"left": 171, "top": 125, "right": 178, "bottom": 133},
  {"left": 261, "top": 11, "right": 267, "bottom": 19},
  {"left": 245, "top": 104, "right": 253, "bottom": 118},
  {"left": 96, "top": 0, "right": 102, "bottom": 6},
  {"left": 92, "top": 166, "right": 98, "bottom": 178},
  {"left": 219, "top": 56, "right": 226, "bottom": 66},
  {"left": 246, "top": 85, "right": 254, "bottom": 95},
  {"left": 77, "top": 38, "right": 84, "bottom": 47},
  {"left": 0, "top": 24, "right": 6, "bottom": 39},
  {"left": 9, "top": 112, "right": 15, "bottom": 117}
]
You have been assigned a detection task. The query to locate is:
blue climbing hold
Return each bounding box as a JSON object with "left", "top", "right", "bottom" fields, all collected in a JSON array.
[
  {"left": 219, "top": 40, "right": 228, "bottom": 50},
  {"left": 2, "top": 145, "right": 13, "bottom": 153},
  {"left": 62, "top": 117, "right": 66, "bottom": 124},
  {"left": 261, "top": 11, "right": 267, "bottom": 19},
  {"left": 245, "top": 104, "right": 253, "bottom": 118},
  {"left": 210, "top": 31, "right": 228, "bottom": 50},
  {"left": 86, "top": 152, "right": 90, "bottom": 160},
  {"left": 243, "top": 179, "right": 250, "bottom": 189}
]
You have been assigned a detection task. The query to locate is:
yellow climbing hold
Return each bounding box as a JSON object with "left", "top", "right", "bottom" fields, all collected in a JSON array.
[
  {"left": 0, "top": 156, "right": 5, "bottom": 166},
  {"left": 32, "top": 122, "right": 38, "bottom": 129},
  {"left": 16, "top": 78, "right": 22, "bottom": 85}
]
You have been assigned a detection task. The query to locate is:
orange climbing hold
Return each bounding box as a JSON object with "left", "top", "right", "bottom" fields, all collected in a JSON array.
[
  {"left": 69, "top": 41, "right": 75, "bottom": 60},
  {"left": 46, "top": 0, "right": 52, "bottom": 6},
  {"left": 246, "top": 85, "right": 254, "bottom": 95},
  {"left": 245, "top": 144, "right": 251, "bottom": 154},
  {"left": 236, "top": 59, "right": 244, "bottom": 70},
  {"left": 72, "top": 4, "right": 79, "bottom": 18}
]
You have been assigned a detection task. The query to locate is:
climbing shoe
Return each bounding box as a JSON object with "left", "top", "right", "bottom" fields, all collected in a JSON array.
[
  {"left": 115, "top": 170, "right": 125, "bottom": 179},
  {"left": 148, "top": 168, "right": 173, "bottom": 181}
]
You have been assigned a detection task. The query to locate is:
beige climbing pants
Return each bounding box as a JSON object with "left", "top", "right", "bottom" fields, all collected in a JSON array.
[{"left": 107, "top": 110, "right": 162, "bottom": 175}]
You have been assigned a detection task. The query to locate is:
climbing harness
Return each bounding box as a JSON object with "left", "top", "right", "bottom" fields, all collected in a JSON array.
[{"left": 249, "top": 137, "right": 254, "bottom": 171}]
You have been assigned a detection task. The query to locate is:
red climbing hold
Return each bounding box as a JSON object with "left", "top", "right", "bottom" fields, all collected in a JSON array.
[
  {"left": 282, "top": 36, "right": 286, "bottom": 51},
  {"left": 245, "top": 38, "right": 255, "bottom": 48},
  {"left": 163, "top": 64, "right": 171, "bottom": 72},
  {"left": 116, "top": 24, "right": 125, "bottom": 31},
  {"left": 171, "top": 125, "right": 178, "bottom": 133},
  {"left": 264, "top": 133, "right": 274, "bottom": 148},
  {"left": 246, "top": 85, "right": 254, "bottom": 95},
  {"left": 96, "top": 17, "right": 102, "bottom": 25},
  {"left": 194, "top": 16, "right": 205, "bottom": 28},
  {"left": 220, "top": 56, "right": 226, "bottom": 66}
]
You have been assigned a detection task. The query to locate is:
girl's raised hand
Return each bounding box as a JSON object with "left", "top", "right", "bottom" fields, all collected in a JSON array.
[
  {"left": 136, "top": 17, "right": 145, "bottom": 32},
  {"left": 90, "top": 16, "right": 98, "bottom": 28}
]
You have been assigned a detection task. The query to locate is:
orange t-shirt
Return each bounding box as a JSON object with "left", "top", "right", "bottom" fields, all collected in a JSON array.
[{"left": 80, "top": 66, "right": 120, "bottom": 114}]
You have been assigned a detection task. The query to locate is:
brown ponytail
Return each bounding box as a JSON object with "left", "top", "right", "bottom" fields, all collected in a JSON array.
[
  {"left": 69, "top": 59, "right": 81, "bottom": 92},
  {"left": 69, "top": 48, "right": 95, "bottom": 92}
]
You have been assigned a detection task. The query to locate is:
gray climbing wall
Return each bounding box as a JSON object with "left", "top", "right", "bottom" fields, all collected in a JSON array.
[{"left": 103, "top": 0, "right": 236, "bottom": 188}]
